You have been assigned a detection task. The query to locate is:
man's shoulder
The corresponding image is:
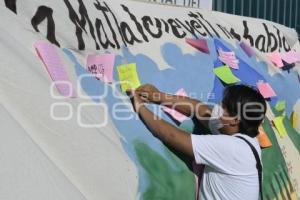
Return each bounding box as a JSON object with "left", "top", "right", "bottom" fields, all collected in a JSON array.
[
  {"left": 194, "top": 133, "right": 250, "bottom": 142},
  {"left": 192, "top": 134, "right": 241, "bottom": 150},
  {"left": 233, "top": 133, "right": 261, "bottom": 156}
]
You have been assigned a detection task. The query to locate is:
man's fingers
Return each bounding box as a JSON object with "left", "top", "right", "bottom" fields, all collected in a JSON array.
[
  {"left": 140, "top": 92, "right": 149, "bottom": 97},
  {"left": 136, "top": 84, "right": 147, "bottom": 90},
  {"left": 140, "top": 95, "right": 149, "bottom": 103},
  {"left": 125, "top": 89, "right": 131, "bottom": 95},
  {"left": 135, "top": 90, "right": 149, "bottom": 97},
  {"left": 134, "top": 89, "right": 142, "bottom": 94},
  {"left": 125, "top": 89, "right": 135, "bottom": 97},
  {"left": 135, "top": 87, "right": 147, "bottom": 94}
]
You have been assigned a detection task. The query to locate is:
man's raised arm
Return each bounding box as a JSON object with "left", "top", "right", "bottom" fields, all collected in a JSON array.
[{"left": 135, "top": 84, "right": 212, "bottom": 129}]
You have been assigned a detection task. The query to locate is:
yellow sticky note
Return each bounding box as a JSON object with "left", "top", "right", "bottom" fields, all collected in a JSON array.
[
  {"left": 213, "top": 65, "right": 240, "bottom": 84},
  {"left": 273, "top": 116, "right": 287, "bottom": 137},
  {"left": 117, "top": 63, "right": 141, "bottom": 92},
  {"left": 291, "top": 111, "right": 298, "bottom": 129}
]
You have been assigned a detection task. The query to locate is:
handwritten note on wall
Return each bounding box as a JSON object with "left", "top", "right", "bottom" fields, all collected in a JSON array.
[{"left": 86, "top": 54, "right": 115, "bottom": 83}]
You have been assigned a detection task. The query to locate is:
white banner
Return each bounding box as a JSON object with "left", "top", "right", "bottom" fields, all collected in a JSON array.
[{"left": 1, "top": 0, "right": 300, "bottom": 200}]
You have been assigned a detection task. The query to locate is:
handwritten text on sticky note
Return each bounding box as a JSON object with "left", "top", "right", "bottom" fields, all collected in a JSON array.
[{"left": 86, "top": 54, "right": 115, "bottom": 83}]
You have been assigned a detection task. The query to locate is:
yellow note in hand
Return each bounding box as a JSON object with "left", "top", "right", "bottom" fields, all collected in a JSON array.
[{"left": 117, "top": 63, "right": 141, "bottom": 92}]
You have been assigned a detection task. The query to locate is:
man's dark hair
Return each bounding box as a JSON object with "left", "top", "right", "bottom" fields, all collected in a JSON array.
[{"left": 222, "top": 84, "right": 267, "bottom": 138}]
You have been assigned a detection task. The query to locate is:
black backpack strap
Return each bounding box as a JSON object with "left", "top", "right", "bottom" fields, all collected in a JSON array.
[{"left": 235, "top": 136, "right": 263, "bottom": 200}]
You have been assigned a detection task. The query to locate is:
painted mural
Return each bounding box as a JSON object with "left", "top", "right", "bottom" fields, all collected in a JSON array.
[{"left": 0, "top": 0, "right": 300, "bottom": 199}]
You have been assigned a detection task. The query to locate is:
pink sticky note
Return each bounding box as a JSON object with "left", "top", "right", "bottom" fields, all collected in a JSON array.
[
  {"left": 281, "top": 51, "right": 300, "bottom": 64},
  {"left": 256, "top": 81, "right": 277, "bottom": 98},
  {"left": 267, "top": 52, "right": 284, "bottom": 68},
  {"left": 86, "top": 54, "right": 115, "bottom": 83},
  {"left": 34, "top": 41, "right": 76, "bottom": 97},
  {"left": 227, "top": 62, "right": 239, "bottom": 69},
  {"left": 219, "top": 56, "right": 239, "bottom": 69},
  {"left": 186, "top": 38, "right": 210, "bottom": 54},
  {"left": 218, "top": 49, "right": 239, "bottom": 69},
  {"left": 240, "top": 42, "right": 255, "bottom": 57},
  {"left": 162, "top": 88, "right": 188, "bottom": 123},
  {"left": 218, "top": 49, "right": 235, "bottom": 57}
]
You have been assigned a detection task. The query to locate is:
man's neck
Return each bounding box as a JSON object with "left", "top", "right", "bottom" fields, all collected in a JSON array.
[{"left": 222, "top": 126, "right": 240, "bottom": 136}]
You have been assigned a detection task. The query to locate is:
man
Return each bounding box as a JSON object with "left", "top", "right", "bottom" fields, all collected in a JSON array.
[{"left": 127, "top": 84, "right": 266, "bottom": 200}]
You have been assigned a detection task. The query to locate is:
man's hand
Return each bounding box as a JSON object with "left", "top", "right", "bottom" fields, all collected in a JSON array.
[
  {"left": 135, "top": 84, "right": 163, "bottom": 104},
  {"left": 126, "top": 90, "right": 145, "bottom": 113},
  {"left": 126, "top": 89, "right": 193, "bottom": 158}
]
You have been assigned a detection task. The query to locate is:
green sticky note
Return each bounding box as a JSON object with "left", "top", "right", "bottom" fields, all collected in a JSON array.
[
  {"left": 273, "top": 116, "right": 287, "bottom": 137},
  {"left": 117, "top": 63, "right": 141, "bottom": 92},
  {"left": 213, "top": 65, "right": 240, "bottom": 84},
  {"left": 275, "top": 100, "right": 286, "bottom": 111}
]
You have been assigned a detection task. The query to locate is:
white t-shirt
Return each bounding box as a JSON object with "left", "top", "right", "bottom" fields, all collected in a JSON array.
[{"left": 191, "top": 133, "right": 261, "bottom": 200}]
